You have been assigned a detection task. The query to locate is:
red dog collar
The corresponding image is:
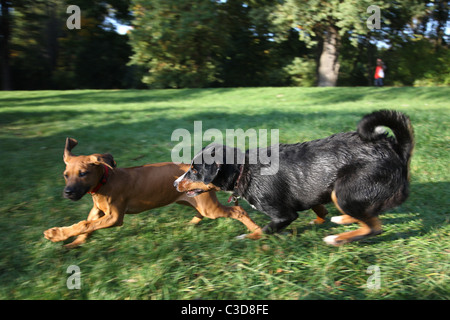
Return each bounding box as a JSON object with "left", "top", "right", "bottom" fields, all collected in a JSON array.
[{"left": 88, "top": 165, "right": 109, "bottom": 194}]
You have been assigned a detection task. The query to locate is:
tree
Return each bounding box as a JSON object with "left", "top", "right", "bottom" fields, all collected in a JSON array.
[
  {"left": 271, "top": 0, "right": 367, "bottom": 86},
  {"left": 5, "top": 0, "right": 134, "bottom": 89},
  {"left": 270, "top": 0, "right": 430, "bottom": 87},
  {"left": 0, "top": 0, "right": 12, "bottom": 90},
  {"left": 7, "top": 0, "right": 66, "bottom": 89},
  {"left": 218, "top": 0, "right": 272, "bottom": 87},
  {"left": 217, "top": 0, "right": 303, "bottom": 87},
  {"left": 129, "top": 0, "right": 226, "bottom": 88},
  {"left": 129, "top": 0, "right": 308, "bottom": 88}
]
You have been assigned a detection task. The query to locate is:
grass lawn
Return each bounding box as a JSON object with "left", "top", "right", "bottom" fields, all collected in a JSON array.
[{"left": 0, "top": 87, "right": 448, "bottom": 300}]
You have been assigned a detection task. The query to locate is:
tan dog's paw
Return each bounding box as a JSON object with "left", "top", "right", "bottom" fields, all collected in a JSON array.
[{"left": 44, "top": 227, "right": 69, "bottom": 242}]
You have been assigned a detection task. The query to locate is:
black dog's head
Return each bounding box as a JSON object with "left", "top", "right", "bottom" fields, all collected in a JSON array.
[{"left": 174, "top": 143, "right": 242, "bottom": 197}]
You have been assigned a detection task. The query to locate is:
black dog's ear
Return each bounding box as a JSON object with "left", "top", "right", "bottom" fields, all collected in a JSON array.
[{"left": 203, "top": 162, "right": 222, "bottom": 185}]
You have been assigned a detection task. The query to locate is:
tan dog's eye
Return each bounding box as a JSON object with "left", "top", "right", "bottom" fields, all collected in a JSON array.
[{"left": 79, "top": 171, "right": 88, "bottom": 177}]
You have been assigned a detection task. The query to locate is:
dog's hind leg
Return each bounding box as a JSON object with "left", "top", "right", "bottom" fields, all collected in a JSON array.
[
  {"left": 324, "top": 191, "right": 382, "bottom": 246},
  {"left": 310, "top": 205, "right": 328, "bottom": 224},
  {"left": 329, "top": 191, "right": 358, "bottom": 225},
  {"left": 323, "top": 216, "right": 382, "bottom": 246}
]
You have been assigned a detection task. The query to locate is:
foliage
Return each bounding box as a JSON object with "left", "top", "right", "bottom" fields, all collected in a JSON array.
[
  {"left": 128, "top": 0, "right": 304, "bottom": 88},
  {"left": 271, "top": 0, "right": 372, "bottom": 44},
  {"left": 4, "top": 0, "right": 136, "bottom": 89},
  {"left": 129, "top": 0, "right": 225, "bottom": 88},
  {"left": 283, "top": 57, "right": 316, "bottom": 86},
  {"left": 269, "top": 0, "right": 435, "bottom": 86},
  {"left": 383, "top": 38, "right": 450, "bottom": 86},
  {"left": 0, "top": 0, "right": 448, "bottom": 89}
]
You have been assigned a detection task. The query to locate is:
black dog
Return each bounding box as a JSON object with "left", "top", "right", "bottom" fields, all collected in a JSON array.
[{"left": 174, "top": 110, "right": 414, "bottom": 245}]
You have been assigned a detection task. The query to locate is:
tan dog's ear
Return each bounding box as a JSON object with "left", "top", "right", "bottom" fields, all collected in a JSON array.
[
  {"left": 98, "top": 153, "right": 117, "bottom": 168},
  {"left": 64, "top": 137, "right": 78, "bottom": 164},
  {"left": 89, "top": 153, "right": 116, "bottom": 169}
]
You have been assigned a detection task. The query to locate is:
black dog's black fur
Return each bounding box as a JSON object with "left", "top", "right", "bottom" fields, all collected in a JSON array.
[{"left": 176, "top": 110, "right": 414, "bottom": 244}]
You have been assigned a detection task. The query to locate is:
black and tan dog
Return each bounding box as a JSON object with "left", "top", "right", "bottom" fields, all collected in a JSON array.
[
  {"left": 44, "top": 138, "right": 260, "bottom": 248},
  {"left": 174, "top": 110, "right": 414, "bottom": 245}
]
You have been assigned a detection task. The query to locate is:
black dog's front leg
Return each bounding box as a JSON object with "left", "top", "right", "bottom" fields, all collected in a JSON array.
[{"left": 262, "top": 211, "right": 299, "bottom": 234}]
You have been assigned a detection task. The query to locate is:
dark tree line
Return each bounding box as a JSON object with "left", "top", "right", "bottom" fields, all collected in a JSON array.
[{"left": 1, "top": 0, "right": 448, "bottom": 90}]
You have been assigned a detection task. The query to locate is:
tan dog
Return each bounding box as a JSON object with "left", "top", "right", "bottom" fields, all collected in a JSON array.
[{"left": 44, "top": 138, "right": 260, "bottom": 248}]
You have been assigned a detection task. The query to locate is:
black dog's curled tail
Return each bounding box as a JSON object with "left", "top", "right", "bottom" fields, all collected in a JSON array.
[{"left": 357, "top": 110, "right": 415, "bottom": 164}]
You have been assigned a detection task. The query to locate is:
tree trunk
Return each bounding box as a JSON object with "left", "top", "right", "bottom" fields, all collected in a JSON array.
[
  {"left": 1, "top": 0, "right": 12, "bottom": 90},
  {"left": 317, "top": 25, "right": 340, "bottom": 87}
]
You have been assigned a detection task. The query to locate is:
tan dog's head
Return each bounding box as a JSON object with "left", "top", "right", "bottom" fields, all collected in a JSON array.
[{"left": 62, "top": 138, "right": 116, "bottom": 200}]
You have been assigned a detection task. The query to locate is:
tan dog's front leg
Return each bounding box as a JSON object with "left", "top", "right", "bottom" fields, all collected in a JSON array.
[
  {"left": 189, "top": 212, "right": 204, "bottom": 225},
  {"left": 44, "top": 206, "right": 123, "bottom": 243},
  {"left": 62, "top": 206, "right": 104, "bottom": 248}
]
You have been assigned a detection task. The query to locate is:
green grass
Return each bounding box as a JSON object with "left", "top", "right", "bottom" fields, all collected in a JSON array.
[{"left": 0, "top": 87, "right": 449, "bottom": 300}]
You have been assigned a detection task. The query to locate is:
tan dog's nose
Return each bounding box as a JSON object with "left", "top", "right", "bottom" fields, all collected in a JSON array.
[{"left": 64, "top": 187, "right": 75, "bottom": 197}]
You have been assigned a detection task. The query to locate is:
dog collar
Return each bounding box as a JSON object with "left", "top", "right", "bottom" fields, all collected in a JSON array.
[
  {"left": 228, "top": 164, "right": 245, "bottom": 204},
  {"left": 88, "top": 164, "right": 109, "bottom": 194}
]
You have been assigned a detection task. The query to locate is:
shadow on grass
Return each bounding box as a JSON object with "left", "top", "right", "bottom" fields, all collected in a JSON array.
[
  {"left": 0, "top": 88, "right": 240, "bottom": 108},
  {"left": 0, "top": 108, "right": 368, "bottom": 150},
  {"left": 293, "top": 181, "right": 450, "bottom": 245},
  {"left": 2, "top": 87, "right": 448, "bottom": 109},
  {"left": 299, "top": 87, "right": 450, "bottom": 106}
]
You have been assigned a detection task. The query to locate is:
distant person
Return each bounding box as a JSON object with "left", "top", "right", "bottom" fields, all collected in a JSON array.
[{"left": 374, "top": 58, "right": 386, "bottom": 87}]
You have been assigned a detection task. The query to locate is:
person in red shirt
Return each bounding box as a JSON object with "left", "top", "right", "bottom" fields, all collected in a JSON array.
[{"left": 374, "top": 58, "right": 386, "bottom": 87}]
